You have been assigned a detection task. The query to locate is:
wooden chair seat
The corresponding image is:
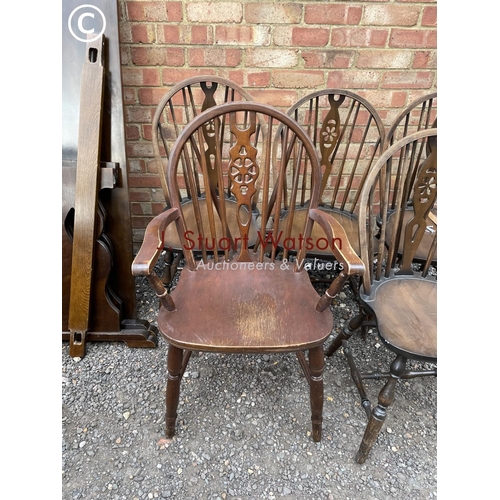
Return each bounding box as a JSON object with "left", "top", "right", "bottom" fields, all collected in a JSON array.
[
  {"left": 161, "top": 199, "right": 258, "bottom": 252},
  {"left": 362, "top": 278, "right": 437, "bottom": 360},
  {"left": 278, "top": 208, "right": 360, "bottom": 256},
  {"left": 158, "top": 261, "right": 334, "bottom": 352},
  {"left": 385, "top": 209, "right": 437, "bottom": 262}
]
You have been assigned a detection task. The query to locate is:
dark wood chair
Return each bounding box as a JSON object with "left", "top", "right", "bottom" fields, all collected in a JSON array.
[
  {"left": 326, "top": 128, "right": 437, "bottom": 462},
  {"left": 386, "top": 92, "right": 437, "bottom": 146},
  {"left": 152, "top": 76, "right": 258, "bottom": 283},
  {"left": 271, "top": 89, "right": 386, "bottom": 260},
  {"left": 132, "top": 101, "right": 365, "bottom": 442},
  {"left": 384, "top": 92, "right": 437, "bottom": 262}
]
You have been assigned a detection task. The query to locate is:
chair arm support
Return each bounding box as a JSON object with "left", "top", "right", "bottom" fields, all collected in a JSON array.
[
  {"left": 131, "top": 207, "right": 180, "bottom": 276},
  {"left": 308, "top": 208, "right": 365, "bottom": 276}
]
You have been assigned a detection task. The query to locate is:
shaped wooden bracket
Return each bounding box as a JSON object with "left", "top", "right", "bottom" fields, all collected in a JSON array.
[{"left": 68, "top": 34, "right": 105, "bottom": 357}]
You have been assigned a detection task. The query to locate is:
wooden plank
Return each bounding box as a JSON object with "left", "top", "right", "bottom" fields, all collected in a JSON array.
[{"left": 68, "top": 35, "right": 105, "bottom": 357}]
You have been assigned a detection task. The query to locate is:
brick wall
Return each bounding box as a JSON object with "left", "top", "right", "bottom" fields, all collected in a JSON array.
[{"left": 118, "top": 0, "right": 437, "bottom": 246}]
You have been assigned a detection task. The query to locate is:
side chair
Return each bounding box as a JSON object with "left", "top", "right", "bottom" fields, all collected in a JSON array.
[{"left": 326, "top": 128, "right": 437, "bottom": 462}]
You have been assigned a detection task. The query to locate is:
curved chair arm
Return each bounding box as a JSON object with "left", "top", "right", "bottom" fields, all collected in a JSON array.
[
  {"left": 308, "top": 209, "right": 364, "bottom": 276},
  {"left": 308, "top": 208, "right": 365, "bottom": 312},
  {"left": 132, "top": 207, "right": 180, "bottom": 276}
]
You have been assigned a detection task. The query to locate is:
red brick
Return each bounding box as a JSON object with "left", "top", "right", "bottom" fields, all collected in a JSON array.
[
  {"left": 422, "top": 6, "right": 437, "bottom": 26},
  {"left": 292, "top": 28, "right": 330, "bottom": 47},
  {"left": 129, "top": 175, "right": 162, "bottom": 188},
  {"left": 391, "top": 91, "right": 409, "bottom": 108},
  {"left": 126, "top": 125, "right": 141, "bottom": 141},
  {"left": 142, "top": 124, "right": 153, "bottom": 141},
  {"left": 327, "top": 71, "right": 381, "bottom": 89},
  {"left": 123, "top": 87, "right": 137, "bottom": 105},
  {"left": 120, "top": 47, "right": 131, "bottom": 65},
  {"left": 247, "top": 48, "right": 299, "bottom": 68},
  {"left": 330, "top": 28, "right": 389, "bottom": 48},
  {"left": 128, "top": 159, "right": 146, "bottom": 174},
  {"left": 162, "top": 69, "right": 216, "bottom": 86},
  {"left": 131, "top": 215, "right": 155, "bottom": 228},
  {"left": 225, "top": 70, "right": 245, "bottom": 86},
  {"left": 152, "top": 203, "right": 165, "bottom": 215},
  {"left": 145, "top": 158, "right": 160, "bottom": 175},
  {"left": 381, "top": 71, "right": 434, "bottom": 89},
  {"left": 413, "top": 51, "right": 437, "bottom": 69},
  {"left": 126, "top": 2, "right": 182, "bottom": 22},
  {"left": 125, "top": 106, "right": 154, "bottom": 124},
  {"left": 127, "top": 142, "right": 154, "bottom": 158},
  {"left": 160, "top": 25, "right": 213, "bottom": 45},
  {"left": 356, "top": 50, "right": 412, "bottom": 69},
  {"left": 187, "top": 2, "right": 242, "bottom": 23},
  {"left": 362, "top": 5, "right": 420, "bottom": 26},
  {"left": 247, "top": 89, "right": 298, "bottom": 108},
  {"left": 131, "top": 202, "right": 152, "bottom": 216},
  {"left": 390, "top": 29, "right": 437, "bottom": 49},
  {"left": 129, "top": 189, "right": 152, "bottom": 202},
  {"left": 131, "top": 24, "right": 156, "bottom": 44},
  {"left": 246, "top": 3, "right": 302, "bottom": 24},
  {"left": 215, "top": 25, "right": 254, "bottom": 45},
  {"left": 272, "top": 70, "right": 325, "bottom": 89},
  {"left": 119, "top": 21, "right": 132, "bottom": 43},
  {"left": 122, "top": 68, "right": 160, "bottom": 87},
  {"left": 248, "top": 71, "right": 271, "bottom": 87},
  {"left": 301, "top": 50, "right": 355, "bottom": 69},
  {"left": 131, "top": 47, "right": 184, "bottom": 66},
  {"left": 192, "top": 25, "right": 213, "bottom": 45},
  {"left": 138, "top": 88, "right": 169, "bottom": 106},
  {"left": 305, "top": 5, "right": 361, "bottom": 25},
  {"left": 188, "top": 48, "right": 241, "bottom": 67}
]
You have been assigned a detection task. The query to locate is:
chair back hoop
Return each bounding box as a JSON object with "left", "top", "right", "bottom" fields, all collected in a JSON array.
[
  {"left": 386, "top": 92, "right": 437, "bottom": 146},
  {"left": 165, "top": 101, "right": 323, "bottom": 270},
  {"left": 358, "top": 128, "right": 437, "bottom": 295},
  {"left": 273, "top": 89, "right": 386, "bottom": 215},
  {"left": 152, "top": 76, "right": 257, "bottom": 206}
]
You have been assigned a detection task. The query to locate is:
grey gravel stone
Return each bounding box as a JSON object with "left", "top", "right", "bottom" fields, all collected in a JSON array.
[{"left": 62, "top": 260, "right": 437, "bottom": 499}]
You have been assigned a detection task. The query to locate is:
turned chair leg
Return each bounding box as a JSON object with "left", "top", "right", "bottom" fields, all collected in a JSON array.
[
  {"left": 308, "top": 345, "right": 324, "bottom": 442},
  {"left": 356, "top": 354, "right": 407, "bottom": 464},
  {"left": 161, "top": 249, "right": 174, "bottom": 285},
  {"left": 325, "top": 312, "right": 365, "bottom": 356},
  {"left": 165, "top": 345, "right": 184, "bottom": 438}
]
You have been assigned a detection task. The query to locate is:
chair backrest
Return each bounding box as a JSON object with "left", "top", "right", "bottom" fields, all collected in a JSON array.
[
  {"left": 358, "top": 129, "right": 437, "bottom": 295},
  {"left": 386, "top": 92, "right": 437, "bottom": 146},
  {"left": 152, "top": 76, "right": 255, "bottom": 206},
  {"left": 164, "top": 101, "right": 324, "bottom": 268},
  {"left": 274, "top": 89, "right": 386, "bottom": 216}
]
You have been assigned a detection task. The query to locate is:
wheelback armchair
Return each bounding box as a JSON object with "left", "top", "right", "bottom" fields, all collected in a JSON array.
[
  {"left": 132, "top": 101, "right": 364, "bottom": 441},
  {"left": 327, "top": 128, "right": 437, "bottom": 462}
]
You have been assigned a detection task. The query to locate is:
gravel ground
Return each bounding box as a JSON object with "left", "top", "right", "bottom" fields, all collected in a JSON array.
[{"left": 62, "top": 259, "right": 437, "bottom": 499}]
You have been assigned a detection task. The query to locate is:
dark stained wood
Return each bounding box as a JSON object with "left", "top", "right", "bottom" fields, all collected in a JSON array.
[
  {"left": 62, "top": 0, "right": 156, "bottom": 353},
  {"left": 325, "top": 128, "right": 438, "bottom": 463},
  {"left": 152, "top": 76, "right": 259, "bottom": 282},
  {"left": 368, "top": 279, "right": 436, "bottom": 358},
  {"left": 271, "top": 89, "right": 385, "bottom": 292},
  {"left": 159, "top": 262, "right": 333, "bottom": 352},
  {"left": 132, "top": 101, "right": 366, "bottom": 441}
]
